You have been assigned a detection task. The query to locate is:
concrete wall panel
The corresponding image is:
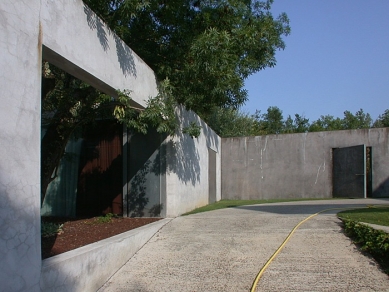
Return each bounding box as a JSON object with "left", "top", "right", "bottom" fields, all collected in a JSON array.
[
  {"left": 0, "top": 1, "right": 42, "bottom": 291},
  {"left": 222, "top": 128, "right": 389, "bottom": 200},
  {"left": 156, "top": 108, "right": 221, "bottom": 217},
  {"left": 40, "top": 0, "right": 158, "bottom": 108}
]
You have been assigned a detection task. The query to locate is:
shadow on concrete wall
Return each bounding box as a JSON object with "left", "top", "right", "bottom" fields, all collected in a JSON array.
[
  {"left": 0, "top": 179, "right": 41, "bottom": 291},
  {"left": 83, "top": 4, "right": 137, "bottom": 77},
  {"left": 373, "top": 177, "right": 389, "bottom": 198}
]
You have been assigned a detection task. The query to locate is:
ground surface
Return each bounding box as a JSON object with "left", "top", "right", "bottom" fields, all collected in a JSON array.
[
  {"left": 41, "top": 217, "right": 161, "bottom": 259},
  {"left": 98, "top": 199, "right": 389, "bottom": 292}
]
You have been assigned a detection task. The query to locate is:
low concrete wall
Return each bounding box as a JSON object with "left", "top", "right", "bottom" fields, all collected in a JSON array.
[
  {"left": 40, "top": 219, "right": 170, "bottom": 292},
  {"left": 222, "top": 128, "right": 389, "bottom": 200}
]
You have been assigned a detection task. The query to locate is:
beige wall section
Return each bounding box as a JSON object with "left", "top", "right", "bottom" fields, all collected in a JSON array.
[
  {"left": 222, "top": 128, "right": 389, "bottom": 200},
  {"left": 40, "top": 0, "right": 158, "bottom": 107},
  {"left": 0, "top": 1, "right": 42, "bottom": 291},
  {"left": 164, "top": 107, "right": 222, "bottom": 217}
]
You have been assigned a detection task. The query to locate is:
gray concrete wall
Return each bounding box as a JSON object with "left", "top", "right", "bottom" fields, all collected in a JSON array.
[
  {"left": 222, "top": 128, "right": 389, "bottom": 200},
  {"left": 0, "top": 1, "right": 42, "bottom": 291},
  {"left": 0, "top": 1, "right": 158, "bottom": 291},
  {"left": 164, "top": 107, "right": 222, "bottom": 217},
  {"left": 127, "top": 107, "right": 222, "bottom": 218},
  {"left": 40, "top": 0, "right": 158, "bottom": 108},
  {"left": 1, "top": 1, "right": 221, "bottom": 290}
]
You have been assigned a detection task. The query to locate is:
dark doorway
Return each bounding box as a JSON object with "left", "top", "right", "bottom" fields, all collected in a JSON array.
[
  {"left": 208, "top": 148, "right": 217, "bottom": 204},
  {"left": 77, "top": 120, "right": 123, "bottom": 216},
  {"left": 332, "top": 145, "right": 367, "bottom": 198}
]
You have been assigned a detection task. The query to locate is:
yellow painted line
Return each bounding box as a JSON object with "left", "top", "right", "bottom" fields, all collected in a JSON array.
[{"left": 249, "top": 205, "right": 382, "bottom": 292}]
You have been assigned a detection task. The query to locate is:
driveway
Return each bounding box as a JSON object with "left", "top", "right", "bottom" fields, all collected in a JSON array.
[{"left": 98, "top": 199, "right": 389, "bottom": 291}]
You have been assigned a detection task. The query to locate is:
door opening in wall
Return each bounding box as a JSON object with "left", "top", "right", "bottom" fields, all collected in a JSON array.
[
  {"left": 332, "top": 145, "right": 372, "bottom": 198},
  {"left": 208, "top": 148, "right": 217, "bottom": 204}
]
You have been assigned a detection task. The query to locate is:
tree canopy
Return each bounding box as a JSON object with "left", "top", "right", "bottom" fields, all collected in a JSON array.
[
  {"left": 84, "top": 0, "right": 290, "bottom": 117},
  {"left": 207, "top": 106, "right": 388, "bottom": 138}
]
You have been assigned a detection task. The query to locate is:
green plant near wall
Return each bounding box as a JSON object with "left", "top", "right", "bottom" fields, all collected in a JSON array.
[{"left": 41, "top": 222, "right": 63, "bottom": 237}]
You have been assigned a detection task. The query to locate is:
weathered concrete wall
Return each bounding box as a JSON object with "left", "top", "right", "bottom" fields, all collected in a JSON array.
[
  {"left": 0, "top": 0, "right": 158, "bottom": 291},
  {"left": 1, "top": 1, "right": 221, "bottom": 290},
  {"left": 0, "top": 1, "right": 42, "bottom": 291},
  {"left": 127, "top": 107, "right": 222, "bottom": 218},
  {"left": 222, "top": 128, "right": 389, "bottom": 200},
  {"left": 164, "top": 107, "right": 221, "bottom": 217},
  {"left": 40, "top": 0, "right": 157, "bottom": 108}
]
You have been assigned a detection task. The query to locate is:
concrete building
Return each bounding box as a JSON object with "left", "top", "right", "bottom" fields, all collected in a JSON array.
[
  {"left": 0, "top": 1, "right": 220, "bottom": 290},
  {"left": 222, "top": 128, "right": 389, "bottom": 200},
  {"left": 1, "top": 0, "right": 388, "bottom": 291}
]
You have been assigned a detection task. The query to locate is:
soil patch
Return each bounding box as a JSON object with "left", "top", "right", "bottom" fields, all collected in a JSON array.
[{"left": 41, "top": 216, "right": 161, "bottom": 259}]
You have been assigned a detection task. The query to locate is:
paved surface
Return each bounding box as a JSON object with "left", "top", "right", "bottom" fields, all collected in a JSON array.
[{"left": 98, "top": 199, "right": 389, "bottom": 292}]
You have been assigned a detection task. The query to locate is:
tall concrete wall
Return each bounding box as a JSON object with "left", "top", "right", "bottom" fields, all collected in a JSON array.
[
  {"left": 1, "top": 1, "right": 221, "bottom": 290},
  {"left": 0, "top": 1, "right": 156, "bottom": 291},
  {"left": 164, "top": 107, "right": 221, "bottom": 217},
  {"left": 127, "top": 107, "right": 221, "bottom": 218},
  {"left": 222, "top": 128, "right": 389, "bottom": 200},
  {"left": 0, "top": 1, "right": 42, "bottom": 291}
]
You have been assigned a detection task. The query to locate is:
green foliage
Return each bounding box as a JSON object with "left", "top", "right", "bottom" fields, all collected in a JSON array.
[
  {"left": 340, "top": 219, "right": 389, "bottom": 273},
  {"left": 41, "top": 222, "right": 63, "bottom": 237},
  {"left": 338, "top": 206, "right": 389, "bottom": 227},
  {"left": 309, "top": 115, "right": 343, "bottom": 132},
  {"left": 96, "top": 213, "right": 116, "bottom": 223},
  {"left": 206, "top": 107, "right": 260, "bottom": 137},
  {"left": 207, "top": 106, "right": 389, "bottom": 137},
  {"left": 114, "top": 80, "right": 178, "bottom": 135},
  {"left": 258, "top": 106, "right": 284, "bottom": 134},
  {"left": 373, "top": 109, "right": 389, "bottom": 128},
  {"left": 84, "top": 0, "right": 291, "bottom": 116},
  {"left": 342, "top": 109, "right": 372, "bottom": 129},
  {"left": 183, "top": 122, "right": 202, "bottom": 138}
]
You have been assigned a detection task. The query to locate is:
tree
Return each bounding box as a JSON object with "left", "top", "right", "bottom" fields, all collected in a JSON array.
[
  {"left": 206, "top": 107, "right": 259, "bottom": 137},
  {"left": 309, "top": 115, "right": 343, "bottom": 132},
  {"left": 258, "top": 106, "right": 284, "bottom": 134},
  {"left": 342, "top": 109, "right": 372, "bottom": 129},
  {"left": 373, "top": 109, "right": 389, "bottom": 127},
  {"left": 41, "top": 0, "right": 290, "bottom": 203},
  {"left": 84, "top": 0, "right": 290, "bottom": 117},
  {"left": 293, "top": 114, "right": 309, "bottom": 133}
]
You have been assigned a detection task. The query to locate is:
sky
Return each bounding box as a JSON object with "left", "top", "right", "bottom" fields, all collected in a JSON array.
[{"left": 242, "top": 0, "right": 389, "bottom": 122}]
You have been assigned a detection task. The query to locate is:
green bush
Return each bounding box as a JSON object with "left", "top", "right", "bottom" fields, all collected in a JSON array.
[
  {"left": 96, "top": 213, "right": 116, "bottom": 223},
  {"left": 41, "top": 222, "right": 63, "bottom": 237},
  {"left": 341, "top": 219, "right": 389, "bottom": 273}
]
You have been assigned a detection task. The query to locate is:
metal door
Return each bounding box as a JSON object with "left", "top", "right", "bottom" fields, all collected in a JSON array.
[{"left": 333, "top": 145, "right": 366, "bottom": 198}]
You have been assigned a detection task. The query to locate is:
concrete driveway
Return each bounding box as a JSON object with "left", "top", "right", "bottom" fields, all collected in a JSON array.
[{"left": 98, "top": 199, "right": 389, "bottom": 291}]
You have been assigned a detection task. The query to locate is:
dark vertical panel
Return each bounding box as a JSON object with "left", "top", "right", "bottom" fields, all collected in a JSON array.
[
  {"left": 77, "top": 120, "right": 123, "bottom": 216},
  {"left": 208, "top": 148, "right": 217, "bottom": 204},
  {"left": 127, "top": 128, "right": 164, "bottom": 217},
  {"left": 333, "top": 145, "right": 366, "bottom": 198}
]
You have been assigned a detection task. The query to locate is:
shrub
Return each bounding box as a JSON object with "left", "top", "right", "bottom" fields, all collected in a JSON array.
[
  {"left": 341, "top": 219, "right": 389, "bottom": 274},
  {"left": 41, "top": 222, "right": 63, "bottom": 237}
]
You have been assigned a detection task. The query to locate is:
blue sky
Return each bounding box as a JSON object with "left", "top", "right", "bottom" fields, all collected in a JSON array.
[{"left": 242, "top": 0, "right": 389, "bottom": 122}]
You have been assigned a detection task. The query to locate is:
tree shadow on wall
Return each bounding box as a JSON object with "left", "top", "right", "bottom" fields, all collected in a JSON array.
[
  {"left": 128, "top": 161, "right": 150, "bottom": 217},
  {"left": 83, "top": 4, "right": 137, "bottom": 77}
]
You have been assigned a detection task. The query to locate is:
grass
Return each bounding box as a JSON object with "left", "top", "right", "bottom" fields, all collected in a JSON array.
[
  {"left": 182, "top": 198, "right": 336, "bottom": 215},
  {"left": 337, "top": 205, "right": 389, "bottom": 226}
]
